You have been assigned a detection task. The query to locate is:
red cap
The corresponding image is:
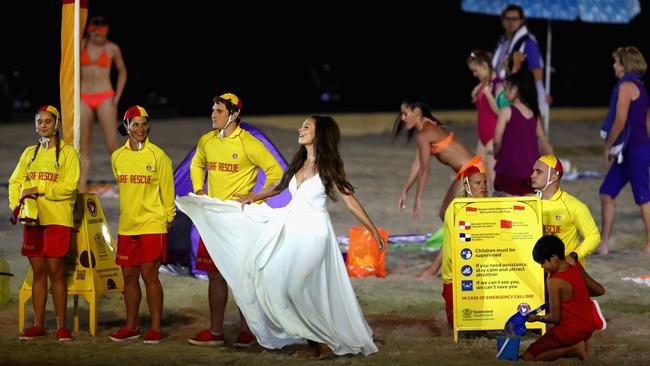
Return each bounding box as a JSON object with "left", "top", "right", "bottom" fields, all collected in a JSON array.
[
  {"left": 37, "top": 105, "right": 60, "bottom": 120},
  {"left": 123, "top": 105, "right": 149, "bottom": 121},
  {"left": 461, "top": 165, "right": 482, "bottom": 179}
]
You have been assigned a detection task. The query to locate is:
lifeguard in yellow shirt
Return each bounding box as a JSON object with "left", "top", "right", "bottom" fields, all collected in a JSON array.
[
  {"left": 187, "top": 93, "right": 283, "bottom": 348},
  {"left": 530, "top": 155, "right": 600, "bottom": 266},
  {"left": 441, "top": 165, "right": 489, "bottom": 327},
  {"left": 9, "top": 105, "right": 79, "bottom": 342},
  {"left": 108, "top": 106, "right": 175, "bottom": 344}
]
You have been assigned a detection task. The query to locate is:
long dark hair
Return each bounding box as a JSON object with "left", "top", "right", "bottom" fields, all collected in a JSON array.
[
  {"left": 391, "top": 96, "right": 440, "bottom": 143},
  {"left": 32, "top": 110, "right": 62, "bottom": 168},
  {"left": 506, "top": 69, "right": 540, "bottom": 119},
  {"left": 276, "top": 116, "right": 353, "bottom": 201}
]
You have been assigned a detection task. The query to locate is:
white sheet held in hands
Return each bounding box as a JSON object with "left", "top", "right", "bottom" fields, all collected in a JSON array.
[{"left": 175, "top": 173, "right": 378, "bottom": 356}]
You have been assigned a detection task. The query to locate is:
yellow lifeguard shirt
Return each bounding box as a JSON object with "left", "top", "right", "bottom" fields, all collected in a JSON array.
[
  {"left": 442, "top": 201, "right": 456, "bottom": 284},
  {"left": 190, "top": 126, "right": 283, "bottom": 200},
  {"left": 112, "top": 138, "right": 176, "bottom": 235},
  {"left": 9, "top": 142, "right": 79, "bottom": 227},
  {"left": 541, "top": 189, "right": 600, "bottom": 266}
]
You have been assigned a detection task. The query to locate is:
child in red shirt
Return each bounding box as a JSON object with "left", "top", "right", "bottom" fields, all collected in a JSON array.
[{"left": 522, "top": 235, "right": 605, "bottom": 361}]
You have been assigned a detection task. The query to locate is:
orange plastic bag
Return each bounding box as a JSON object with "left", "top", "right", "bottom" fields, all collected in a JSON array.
[{"left": 346, "top": 226, "right": 388, "bottom": 278}]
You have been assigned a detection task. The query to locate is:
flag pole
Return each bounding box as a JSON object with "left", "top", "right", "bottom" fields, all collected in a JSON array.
[
  {"left": 544, "top": 19, "right": 552, "bottom": 136},
  {"left": 60, "top": 0, "right": 87, "bottom": 151},
  {"left": 73, "top": 0, "right": 81, "bottom": 152}
]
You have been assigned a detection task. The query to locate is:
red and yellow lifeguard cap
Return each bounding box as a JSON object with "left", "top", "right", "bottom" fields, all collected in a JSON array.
[
  {"left": 123, "top": 105, "right": 149, "bottom": 121},
  {"left": 455, "top": 156, "right": 487, "bottom": 179},
  {"left": 217, "top": 93, "right": 243, "bottom": 112},
  {"left": 538, "top": 155, "right": 563, "bottom": 177},
  {"left": 461, "top": 165, "right": 482, "bottom": 179},
  {"left": 37, "top": 105, "right": 60, "bottom": 121}
]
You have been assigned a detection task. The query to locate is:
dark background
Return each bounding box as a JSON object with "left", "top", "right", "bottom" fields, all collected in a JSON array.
[{"left": 1, "top": 1, "right": 648, "bottom": 118}]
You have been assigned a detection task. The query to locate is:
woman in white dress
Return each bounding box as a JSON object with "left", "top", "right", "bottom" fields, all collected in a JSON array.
[{"left": 176, "top": 116, "right": 385, "bottom": 358}]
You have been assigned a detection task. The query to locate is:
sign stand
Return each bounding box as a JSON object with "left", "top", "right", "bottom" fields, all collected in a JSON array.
[
  {"left": 19, "top": 193, "right": 123, "bottom": 336},
  {"left": 451, "top": 197, "right": 546, "bottom": 342}
]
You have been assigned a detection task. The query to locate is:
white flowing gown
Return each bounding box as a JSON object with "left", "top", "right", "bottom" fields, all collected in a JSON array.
[{"left": 175, "top": 174, "right": 378, "bottom": 356}]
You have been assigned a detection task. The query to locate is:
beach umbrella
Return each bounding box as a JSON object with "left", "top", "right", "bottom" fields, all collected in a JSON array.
[{"left": 461, "top": 0, "right": 641, "bottom": 134}]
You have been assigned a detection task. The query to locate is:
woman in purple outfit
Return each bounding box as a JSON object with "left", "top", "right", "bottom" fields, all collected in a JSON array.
[
  {"left": 598, "top": 46, "right": 650, "bottom": 255},
  {"left": 493, "top": 69, "right": 553, "bottom": 196}
]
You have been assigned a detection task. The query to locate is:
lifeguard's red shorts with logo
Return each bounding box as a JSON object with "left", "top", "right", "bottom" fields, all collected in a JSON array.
[
  {"left": 22, "top": 225, "right": 72, "bottom": 258},
  {"left": 195, "top": 237, "right": 219, "bottom": 273},
  {"left": 116, "top": 233, "right": 167, "bottom": 266}
]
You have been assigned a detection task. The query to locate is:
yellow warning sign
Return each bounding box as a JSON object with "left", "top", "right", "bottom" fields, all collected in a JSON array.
[
  {"left": 19, "top": 193, "right": 123, "bottom": 336},
  {"left": 451, "top": 196, "right": 546, "bottom": 342}
]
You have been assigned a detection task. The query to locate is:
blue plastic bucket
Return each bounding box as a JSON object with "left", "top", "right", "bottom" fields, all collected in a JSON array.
[{"left": 496, "top": 336, "right": 520, "bottom": 361}]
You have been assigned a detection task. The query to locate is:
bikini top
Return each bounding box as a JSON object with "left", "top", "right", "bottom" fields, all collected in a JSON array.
[
  {"left": 80, "top": 47, "right": 111, "bottom": 68},
  {"left": 430, "top": 132, "right": 455, "bottom": 156},
  {"left": 424, "top": 119, "right": 455, "bottom": 156}
]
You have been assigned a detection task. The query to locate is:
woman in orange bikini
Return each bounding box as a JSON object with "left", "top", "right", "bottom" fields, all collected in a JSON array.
[
  {"left": 392, "top": 97, "right": 485, "bottom": 278},
  {"left": 80, "top": 16, "right": 127, "bottom": 192}
]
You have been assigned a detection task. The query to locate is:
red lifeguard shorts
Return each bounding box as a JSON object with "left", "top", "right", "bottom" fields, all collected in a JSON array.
[
  {"left": 22, "top": 225, "right": 72, "bottom": 258},
  {"left": 116, "top": 233, "right": 167, "bottom": 266},
  {"left": 195, "top": 237, "right": 219, "bottom": 273},
  {"left": 442, "top": 282, "right": 454, "bottom": 326}
]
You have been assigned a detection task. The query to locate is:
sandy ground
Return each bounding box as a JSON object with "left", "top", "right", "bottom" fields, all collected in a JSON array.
[{"left": 1, "top": 110, "right": 649, "bottom": 365}]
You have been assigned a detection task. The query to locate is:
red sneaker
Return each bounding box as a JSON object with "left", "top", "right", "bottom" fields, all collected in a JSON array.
[
  {"left": 19, "top": 326, "right": 46, "bottom": 341},
  {"left": 187, "top": 329, "right": 224, "bottom": 346},
  {"left": 143, "top": 329, "right": 163, "bottom": 344},
  {"left": 591, "top": 298, "right": 607, "bottom": 330},
  {"left": 109, "top": 326, "right": 141, "bottom": 342},
  {"left": 234, "top": 330, "right": 256, "bottom": 348},
  {"left": 57, "top": 327, "right": 73, "bottom": 342}
]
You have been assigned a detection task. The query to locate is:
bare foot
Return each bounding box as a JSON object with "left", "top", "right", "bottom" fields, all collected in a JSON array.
[
  {"left": 595, "top": 244, "right": 609, "bottom": 255},
  {"left": 585, "top": 337, "right": 593, "bottom": 358},
  {"left": 643, "top": 245, "right": 650, "bottom": 254},
  {"left": 296, "top": 350, "right": 318, "bottom": 359},
  {"left": 317, "top": 343, "right": 335, "bottom": 360},
  {"left": 296, "top": 346, "right": 319, "bottom": 359},
  {"left": 573, "top": 340, "right": 587, "bottom": 361},
  {"left": 297, "top": 340, "right": 320, "bottom": 358}
]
